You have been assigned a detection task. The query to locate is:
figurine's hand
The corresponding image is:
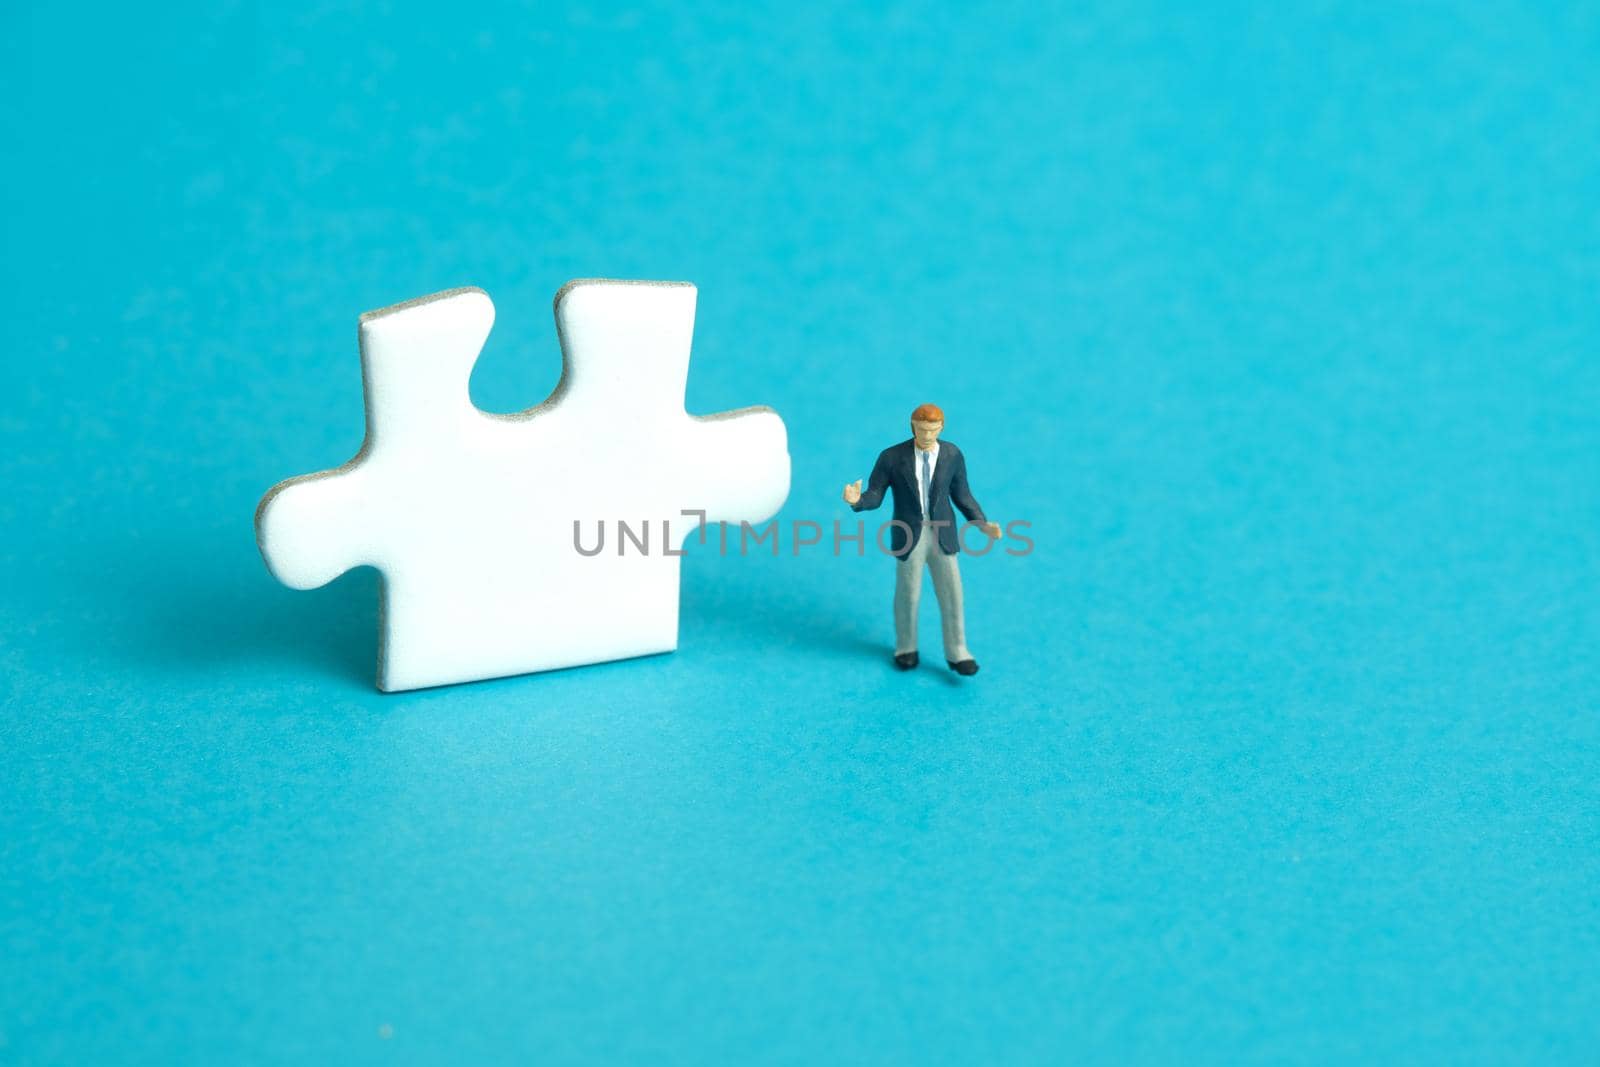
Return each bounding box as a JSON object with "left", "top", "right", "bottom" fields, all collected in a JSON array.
[
  {"left": 843, "top": 479, "right": 863, "bottom": 506},
  {"left": 978, "top": 520, "right": 1001, "bottom": 539}
]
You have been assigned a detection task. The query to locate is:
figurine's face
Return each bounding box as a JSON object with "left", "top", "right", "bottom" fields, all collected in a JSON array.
[{"left": 911, "top": 419, "right": 943, "bottom": 450}]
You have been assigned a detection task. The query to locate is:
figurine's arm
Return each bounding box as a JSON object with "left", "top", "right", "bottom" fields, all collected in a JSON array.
[
  {"left": 844, "top": 452, "right": 891, "bottom": 511},
  {"left": 950, "top": 452, "right": 1001, "bottom": 537}
]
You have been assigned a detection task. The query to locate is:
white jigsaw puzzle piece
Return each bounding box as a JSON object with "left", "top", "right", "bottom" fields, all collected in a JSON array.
[{"left": 256, "top": 280, "right": 790, "bottom": 691}]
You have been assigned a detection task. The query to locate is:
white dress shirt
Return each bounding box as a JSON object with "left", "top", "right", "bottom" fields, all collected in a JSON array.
[{"left": 915, "top": 441, "right": 940, "bottom": 518}]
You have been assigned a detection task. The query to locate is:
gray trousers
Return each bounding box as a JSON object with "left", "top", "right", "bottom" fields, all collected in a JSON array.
[{"left": 894, "top": 524, "right": 972, "bottom": 662}]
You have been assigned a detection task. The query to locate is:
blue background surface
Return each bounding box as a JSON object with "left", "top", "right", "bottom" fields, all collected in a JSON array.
[{"left": 3, "top": 2, "right": 1597, "bottom": 1063}]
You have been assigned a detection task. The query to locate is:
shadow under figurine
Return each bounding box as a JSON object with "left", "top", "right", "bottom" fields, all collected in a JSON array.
[{"left": 843, "top": 403, "right": 1001, "bottom": 675}]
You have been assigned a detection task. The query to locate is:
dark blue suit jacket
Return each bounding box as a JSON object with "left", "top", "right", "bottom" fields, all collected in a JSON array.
[{"left": 850, "top": 439, "right": 987, "bottom": 559}]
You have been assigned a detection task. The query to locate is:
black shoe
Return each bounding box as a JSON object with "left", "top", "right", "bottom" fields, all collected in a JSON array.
[
  {"left": 947, "top": 659, "right": 979, "bottom": 676},
  {"left": 894, "top": 652, "right": 920, "bottom": 670}
]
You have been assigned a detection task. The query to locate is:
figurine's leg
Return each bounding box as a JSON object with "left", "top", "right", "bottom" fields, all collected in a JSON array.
[
  {"left": 927, "top": 547, "right": 972, "bottom": 663},
  {"left": 893, "top": 533, "right": 927, "bottom": 655}
]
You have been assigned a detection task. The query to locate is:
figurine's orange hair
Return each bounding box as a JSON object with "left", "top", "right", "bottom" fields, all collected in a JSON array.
[{"left": 911, "top": 403, "right": 944, "bottom": 423}]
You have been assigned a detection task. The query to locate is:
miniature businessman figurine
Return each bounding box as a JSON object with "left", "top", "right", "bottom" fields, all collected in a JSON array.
[{"left": 843, "top": 403, "right": 1001, "bottom": 674}]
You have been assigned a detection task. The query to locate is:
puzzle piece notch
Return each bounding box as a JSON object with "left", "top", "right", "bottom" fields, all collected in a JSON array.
[{"left": 256, "top": 280, "right": 790, "bottom": 690}]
